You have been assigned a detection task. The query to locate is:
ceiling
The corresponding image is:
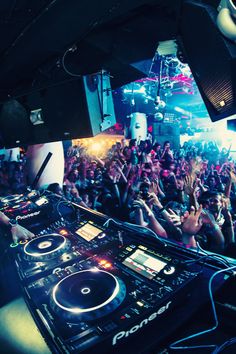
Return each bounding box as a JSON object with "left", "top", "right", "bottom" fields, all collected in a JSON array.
[{"left": 0, "top": 0, "right": 219, "bottom": 103}]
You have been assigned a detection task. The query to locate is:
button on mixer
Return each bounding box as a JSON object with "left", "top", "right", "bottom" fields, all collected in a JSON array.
[{"left": 163, "top": 266, "right": 175, "bottom": 275}]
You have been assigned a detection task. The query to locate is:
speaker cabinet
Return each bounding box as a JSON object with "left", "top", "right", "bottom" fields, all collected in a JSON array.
[
  {"left": 0, "top": 73, "right": 116, "bottom": 148},
  {"left": 180, "top": 1, "right": 236, "bottom": 122},
  {"left": 38, "top": 73, "right": 116, "bottom": 143},
  {"left": 0, "top": 99, "right": 32, "bottom": 148}
]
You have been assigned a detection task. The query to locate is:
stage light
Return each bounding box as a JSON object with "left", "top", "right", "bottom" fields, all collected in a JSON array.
[
  {"left": 154, "top": 112, "right": 164, "bottom": 121},
  {"left": 123, "top": 86, "right": 146, "bottom": 94},
  {"left": 154, "top": 96, "right": 166, "bottom": 109},
  {"left": 30, "top": 109, "right": 44, "bottom": 125}
]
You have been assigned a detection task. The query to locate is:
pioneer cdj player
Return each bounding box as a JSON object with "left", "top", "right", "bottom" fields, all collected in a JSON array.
[
  {"left": 6, "top": 192, "right": 228, "bottom": 354},
  {"left": 1, "top": 190, "right": 75, "bottom": 231}
]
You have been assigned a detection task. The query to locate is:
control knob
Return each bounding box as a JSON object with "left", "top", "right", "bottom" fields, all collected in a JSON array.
[{"left": 163, "top": 266, "right": 175, "bottom": 275}]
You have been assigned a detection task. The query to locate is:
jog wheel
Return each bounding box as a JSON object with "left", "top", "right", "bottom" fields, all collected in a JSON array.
[
  {"left": 23, "top": 234, "right": 71, "bottom": 261},
  {"left": 51, "top": 269, "right": 126, "bottom": 321}
]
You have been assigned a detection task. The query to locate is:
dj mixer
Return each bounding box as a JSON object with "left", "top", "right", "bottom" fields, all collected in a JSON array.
[{"left": 1, "top": 192, "right": 229, "bottom": 354}]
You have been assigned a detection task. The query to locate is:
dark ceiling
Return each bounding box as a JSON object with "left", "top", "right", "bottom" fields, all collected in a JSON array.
[{"left": 0, "top": 0, "right": 219, "bottom": 103}]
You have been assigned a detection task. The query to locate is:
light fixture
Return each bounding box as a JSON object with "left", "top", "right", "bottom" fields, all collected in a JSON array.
[
  {"left": 154, "top": 112, "right": 164, "bottom": 121},
  {"left": 154, "top": 96, "right": 166, "bottom": 110},
  {"left": 30, "top": 109, "right": 44, "bottom": 125}
]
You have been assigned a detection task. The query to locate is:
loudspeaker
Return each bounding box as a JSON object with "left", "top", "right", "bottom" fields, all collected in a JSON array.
[
  {"left": 0, "top": 73, "right": 116, "bottom": 148},
  {"left": 179, "top": 1, "right": 236, "bottom": 122},
  {"left": 0, "top": 99, "right": 32, "bottom": 148},
  {"left": 36, "top": 72, "right": 116, "bottom": 143},
  {"left": 152, "top": 122, "right": 180, "bottom": 150}
]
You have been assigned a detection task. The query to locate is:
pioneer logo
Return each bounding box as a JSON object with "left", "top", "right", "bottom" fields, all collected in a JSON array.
[
  {"left": 16, "top": 210, "right": 41, "bottom": 220},
  {"left": 112, "top": 301, "right": 172, "bottom": 346}
]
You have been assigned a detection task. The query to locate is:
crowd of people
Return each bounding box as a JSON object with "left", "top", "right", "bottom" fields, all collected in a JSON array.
[{"left": 1, "top": 137, "right": 236, "bottom": 257}]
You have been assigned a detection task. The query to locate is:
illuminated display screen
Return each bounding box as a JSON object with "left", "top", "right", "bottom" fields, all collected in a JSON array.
[
  {"left": 123, "top": 249, "right": 167, "bottom": 280},
  {"left": 75, "top": 223, "right": 102, "bottom": 242},
  {"left": 35, "top": 197, "right": 48, "bottom": 206}
]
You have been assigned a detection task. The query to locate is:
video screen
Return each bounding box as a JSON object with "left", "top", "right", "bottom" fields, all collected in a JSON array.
[
  {"left": 35, "top": 197, "right": 48, "bottom": 206},
  {"left": 123, "top": 248, "right": 167, "bottom": 280},
  {"left": 75, "top": 223, "right": 102, "bottom": 242}
]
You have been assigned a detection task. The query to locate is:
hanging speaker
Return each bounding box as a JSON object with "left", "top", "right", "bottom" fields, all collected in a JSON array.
[
  {"left": 0, "top": 99, "right": 32, "bottom": 148},
  {"left": 36, "top": 72, "right": 116, "bottom": 143},
  {"left": 0, "top": 73, "right": 117, "bottom": 147},
  {"left": 179, "top": 1, "right": 236, "bottom": 122}
]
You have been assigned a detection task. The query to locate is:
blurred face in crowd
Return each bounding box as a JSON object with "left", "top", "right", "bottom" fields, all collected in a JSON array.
[
  {"left": 164, "top": 142, "right": 170, "bottom": 150},
  {"left": 67, "top": 169, "right": 78, "bottom": 182},
  {"left": 208, "top": 194, "right": 223, "bottom": 214},
  {"left": 139, "top": 183, "right": 150, "bottom": 200},
  {"left": 208, "top": 177, "right": 216, "bottom": 188},
  {"left": 87, "top": 170, "right": 94, "bottom": 179},
  {"left": 90, "top": 161, "right": 97, "bottom": 171}
]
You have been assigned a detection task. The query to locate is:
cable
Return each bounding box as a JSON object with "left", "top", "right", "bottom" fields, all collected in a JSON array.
[
  {"left": 124, "top": 221, "right": 167, "bottom": 246},
  {"left": 61, "top": 2, "right": 122, "bottom": 78},
  {"left": 195, "top": 242, "right": 232, "bottom": 268},
  {"left": 183, "top": 242, "right": 231, "bottom": 268},
  {"left": 55, "top": 199, "right": 76, "bottom": 225},
  {"left": 169, "top": 264, "right": 236, "bottom": 351},
  {"left": 103, "top": 218, "right": 122, "bottom": 228},
  {"left": 212, "top": 337, "right": 236, "bottom": 354},
  {"left": 3, "top": 0, "right": 58, "bottom": 58},
  {"left": 184, "top": 254, "right": 230, "bottom": 270},
  {"left": 104, "top": 218, "right": 168, "bottom": 247},
  {"left": 61, "top": 47, "right": 82, "bottom": 77}
]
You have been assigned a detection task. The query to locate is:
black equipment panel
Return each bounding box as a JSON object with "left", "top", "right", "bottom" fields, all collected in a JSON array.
[{"left": 4, "top": 192, "right": 228, "bottom": 354}]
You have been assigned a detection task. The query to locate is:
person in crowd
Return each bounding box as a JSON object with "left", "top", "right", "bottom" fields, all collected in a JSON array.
[{"left": 1, "top": 136, "right": 236, "bottom": 256}]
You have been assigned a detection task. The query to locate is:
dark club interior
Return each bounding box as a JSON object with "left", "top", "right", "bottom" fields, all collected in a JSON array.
[{"left": 1, "top": 1, "right": 236, "bottom": 353}]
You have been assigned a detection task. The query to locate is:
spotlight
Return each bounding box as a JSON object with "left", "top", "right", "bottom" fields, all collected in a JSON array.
[
  {"left": 154, "top": 97, "right": 166, "bottom": 109},
  {"left": 30, "top": 109, "right": 44, "bottom": 125},
  {"left": 154, "top": 112, "right": 164, "bottom": 121}
]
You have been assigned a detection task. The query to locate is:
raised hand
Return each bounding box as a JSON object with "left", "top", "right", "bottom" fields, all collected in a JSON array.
[
  {"left": 11, "top": 224, "right": 34, "bottom": 243},
  {"left": 229, "top": 169, "right": 236, "bottom": 183},
  {"left": 181, "top": 205, "right": 203, "bottom": 235},
  {"left": 147, "top": 193, "right": 162, "bottom": 208},
  {"left": 184, "top": 174, "right": 196, "bottom": 195},
  {"left": 200, "top": 209, "right": 216, "bottom": 225},
  {"left": 132, "top": 198, "right": 147, "bottom": 209},
  {"left": 149, "top": 181, "right": 158, "bottom": 195},
  {"left": 167, "top": 208, "right": 182, "bottom": 227}
]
